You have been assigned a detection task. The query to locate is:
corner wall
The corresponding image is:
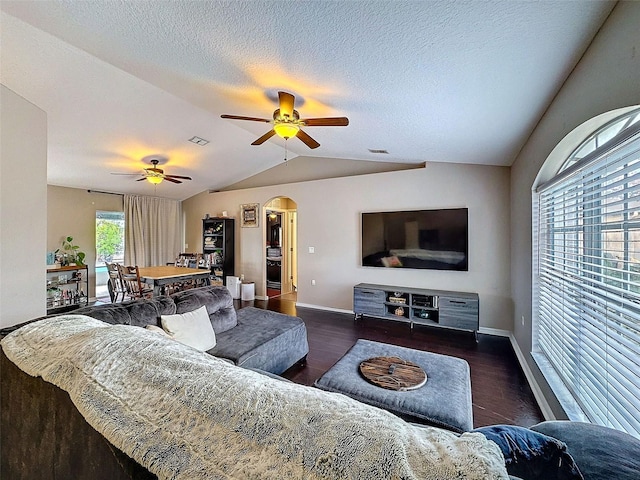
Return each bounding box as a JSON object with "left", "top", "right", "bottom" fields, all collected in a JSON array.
[
  {"left": 0, "top": 85, "right": 47, "bottom": 327},
  {"left": 183, "top": 162, "right": 512, "bottom": 331},
  {"left": 510, "top": 1, "right": 640, "bottom": 418}
]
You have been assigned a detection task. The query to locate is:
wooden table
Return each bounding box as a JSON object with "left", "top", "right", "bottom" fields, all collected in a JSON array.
[{"left": 137, "top": 266, "right": 211, "bottom": 296}]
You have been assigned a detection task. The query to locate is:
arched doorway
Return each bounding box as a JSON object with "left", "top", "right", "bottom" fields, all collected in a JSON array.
[{"left": 264, "top": 196, "right": 297, "bottom": 300}]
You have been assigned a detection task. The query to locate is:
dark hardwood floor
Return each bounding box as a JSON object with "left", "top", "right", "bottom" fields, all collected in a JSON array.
[{"left": 240, "top": 296, "right": 544, "bottom": 429}]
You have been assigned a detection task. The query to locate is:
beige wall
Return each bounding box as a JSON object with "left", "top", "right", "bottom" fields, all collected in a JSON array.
[
  {"left": 510, "top": 1, "right": 640, "bottom": 418},
  {"left": 47, "top": 186, "right": 123, "bottom": 299},
  {"left": 0, "top": 85, "right": 47, "bottom": 327},
  {"left": 183, "top": 162, "right": 512, "bottom": 331}
]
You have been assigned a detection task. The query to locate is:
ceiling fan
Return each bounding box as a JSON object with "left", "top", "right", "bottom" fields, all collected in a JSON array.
[
  {"left": 111, "top": 158, "right": 192, "bottom": 185},
  {"left": 221, "top": 91, "right": 349, "bottom": 149}
]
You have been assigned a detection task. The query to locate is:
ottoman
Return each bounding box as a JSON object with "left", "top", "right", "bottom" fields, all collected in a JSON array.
[{"left": 313, "top": 339, "right": 473, "bottom": 432}]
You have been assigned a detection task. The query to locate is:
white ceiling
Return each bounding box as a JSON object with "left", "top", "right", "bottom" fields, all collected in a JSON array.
[{"left": 0, "top": 1, "right": 614, "bottom": 200}]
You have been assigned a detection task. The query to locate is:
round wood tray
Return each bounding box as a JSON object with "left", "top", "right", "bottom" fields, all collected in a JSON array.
[{"left": 359, "top": 356, "right": 427, "bottom": 391}]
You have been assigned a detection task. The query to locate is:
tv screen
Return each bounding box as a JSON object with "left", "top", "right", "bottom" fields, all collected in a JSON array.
[{"left": 361, "top": 208, "right": 468, "bottom": 271}]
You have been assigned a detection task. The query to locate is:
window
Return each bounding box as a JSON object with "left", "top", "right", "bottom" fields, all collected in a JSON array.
[
  {"left": 96, "top": 211, "right": 125, "bottom": 267},
  {"left": 533, "top": 108, "right": 640, "bottom": 438}
]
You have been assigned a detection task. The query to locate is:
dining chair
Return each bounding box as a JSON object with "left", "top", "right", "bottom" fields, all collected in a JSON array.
[
  {"left": 105, "top": 262, "right": 126, "bottom": 303},
  {"left": 118, "top": 265, "right": 153, "bottom": 300},
  {"left": 167, "top": 254, "right": 192, "bottom": 293}
]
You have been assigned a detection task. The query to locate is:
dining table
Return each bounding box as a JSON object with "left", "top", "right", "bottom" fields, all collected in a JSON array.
[{"left": 137, "top": 266, "right": 211, "bottom": 296}]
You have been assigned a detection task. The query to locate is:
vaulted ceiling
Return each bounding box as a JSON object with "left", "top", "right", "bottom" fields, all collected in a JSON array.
[{"left": 0, "top": 1, "right": 614, "bottom": 200}]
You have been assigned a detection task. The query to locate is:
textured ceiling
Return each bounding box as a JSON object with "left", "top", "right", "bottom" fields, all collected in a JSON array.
[{"left": 0, "top": 1, "right": 614, "bottom": 200}]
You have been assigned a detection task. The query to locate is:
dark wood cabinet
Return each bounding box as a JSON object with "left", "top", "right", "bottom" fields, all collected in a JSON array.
[{"left": 203, "top": 218, "right": 234, "bottom": 285}]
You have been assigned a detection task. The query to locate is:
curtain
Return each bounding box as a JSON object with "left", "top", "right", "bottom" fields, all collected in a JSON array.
[{"left": 124, "top": 194, "right": 182, "bottom": 267}]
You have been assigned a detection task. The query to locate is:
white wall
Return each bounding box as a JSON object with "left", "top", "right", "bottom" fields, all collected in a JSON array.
[
  {"left": 510, "top": 1, "right": 640, "bottom": 418},
  {"left": 183, "top": 162, "right": 512, "bottom": 331},
  {"left": 0, "top": 85, "right": 47, "bottom": 327},
  {"left": 47, "top": 186, "right": 123, "bottom": 299}
]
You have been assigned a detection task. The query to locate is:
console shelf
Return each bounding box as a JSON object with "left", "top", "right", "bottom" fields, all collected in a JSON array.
[{"left": 353, "top": 283, "right": 479, "bottom": 339}]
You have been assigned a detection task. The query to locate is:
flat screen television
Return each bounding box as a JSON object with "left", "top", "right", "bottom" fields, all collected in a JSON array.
[{"left": 361, "top": 208, "right": 468, "bottom": 271}]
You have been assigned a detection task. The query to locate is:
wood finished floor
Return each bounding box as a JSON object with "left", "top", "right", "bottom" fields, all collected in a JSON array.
[{"left": 240, "top": 296, "right": 544, "bottom": 429}]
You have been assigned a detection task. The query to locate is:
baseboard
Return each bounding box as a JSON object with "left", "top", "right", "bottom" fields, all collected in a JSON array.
[
  {"left": 508, "top": 333, "right": 555, "bottom": 421},
  {"left": 295, "top": 303, "right": 354, "bottom": 315},
  {"left": 478, "top": 327, "right": 510, "bottom": 337}
]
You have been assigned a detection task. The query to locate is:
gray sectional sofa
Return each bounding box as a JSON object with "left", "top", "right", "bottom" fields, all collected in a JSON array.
[
  {"left": 2, "top": 287, "right": 638, "bottom": 480},
  {"left": 68, "top": 285, "right": 309, "bottom": 375}
]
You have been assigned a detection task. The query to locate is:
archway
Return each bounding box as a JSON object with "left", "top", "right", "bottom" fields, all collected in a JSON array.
[{"left": 264, "top": 196, "right": 297, "bottom": 299}]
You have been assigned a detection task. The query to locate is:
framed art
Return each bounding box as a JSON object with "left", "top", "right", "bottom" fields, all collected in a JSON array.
[{"left": 240, "top": 203, "right": 259, "bottom": 228}]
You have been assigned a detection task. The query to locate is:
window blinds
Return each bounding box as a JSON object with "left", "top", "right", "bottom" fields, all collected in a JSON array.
[{"left": 535, "top": 127, "right": 640, "bottom": 438}]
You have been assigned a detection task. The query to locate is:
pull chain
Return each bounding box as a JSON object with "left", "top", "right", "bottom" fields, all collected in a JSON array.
[{"left": 284, "top": 139, "right": 289, "bottom": 163}]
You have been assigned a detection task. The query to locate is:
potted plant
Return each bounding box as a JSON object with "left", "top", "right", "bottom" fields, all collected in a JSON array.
[{"left": 61, "top": 236, "right": 86, "bottom": 266}]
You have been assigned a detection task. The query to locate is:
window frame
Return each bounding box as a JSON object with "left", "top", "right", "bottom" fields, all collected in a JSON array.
[{"left": 532, "top": 110, "right": 640, "bottom": 438}]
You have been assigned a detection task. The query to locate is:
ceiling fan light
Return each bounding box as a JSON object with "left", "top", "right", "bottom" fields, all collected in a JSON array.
[
  {"left": 147, "top": 175, "right": 163, "bottom": 184},
  {"left": 273, "top": 122, "right": 300, "bottom": 139}
]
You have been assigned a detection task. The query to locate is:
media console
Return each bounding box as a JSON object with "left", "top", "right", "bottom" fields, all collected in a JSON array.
[{"left": 353, "top": 283, "right": 479, "bottom": 339}]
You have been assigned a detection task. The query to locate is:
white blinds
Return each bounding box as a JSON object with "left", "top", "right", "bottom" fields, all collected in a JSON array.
[{"left": 535, "top": 128, "right": 640, "bottom": 438}]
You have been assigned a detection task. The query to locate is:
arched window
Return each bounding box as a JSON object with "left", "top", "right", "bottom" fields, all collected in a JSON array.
[{"left": 533, "top": 107, "right": 640, "bottom": 438}]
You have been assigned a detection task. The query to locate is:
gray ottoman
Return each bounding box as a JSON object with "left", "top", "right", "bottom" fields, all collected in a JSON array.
[{"left": 313, "top": 339, "right": 473, "bottom": 432}]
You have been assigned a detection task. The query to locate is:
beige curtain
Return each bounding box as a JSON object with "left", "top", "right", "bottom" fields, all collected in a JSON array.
[{"left": 124, "top": 194, "right": 181, "bottom": 267}]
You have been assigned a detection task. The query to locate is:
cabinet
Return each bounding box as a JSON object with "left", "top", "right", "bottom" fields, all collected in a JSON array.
[
  {"left": 202, "top": 218, "right": 234, "bottom": 285},
  {"left": 46, "top": 265, "right": 89, "bottom": 315},
  {"left": 354, "top": 283, "right": 479, "bottom": 338}
]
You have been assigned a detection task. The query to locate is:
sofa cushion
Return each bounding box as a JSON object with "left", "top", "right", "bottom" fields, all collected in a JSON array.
[
  {"left": 161, "top": 306, "right": 216, "bottom": 351},
  {"left": 530, "top": 421, "right": 640, "bottom": 480},
  {"left": 171, "top": 286, "right": 237, "bottom": 334},
  {"left": 210, "top": 307, "right": 308, "bottom": 374},
  {"left": 74, "top": 296, "right": 176, "bottom": 327},
  {"left": 473, "top": 424, "right": 583, "bottom": 480}
]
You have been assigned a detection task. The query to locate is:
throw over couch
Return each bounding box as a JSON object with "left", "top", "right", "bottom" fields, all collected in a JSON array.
[{"left": 62, "top": 285, "right": 309, "bottom": 374}]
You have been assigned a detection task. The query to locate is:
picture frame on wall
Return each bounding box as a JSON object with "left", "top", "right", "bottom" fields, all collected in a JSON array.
[{"left": 240, "top": 203, "right": 259, "bottom": 228}]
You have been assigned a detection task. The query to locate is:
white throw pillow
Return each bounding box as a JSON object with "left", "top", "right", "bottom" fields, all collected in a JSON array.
[
  {"left": 160, "top": 305, "right": 216, "bottom": 351},
  {"left": 145, "top": 324, "right": 173, "bottom": 338}
]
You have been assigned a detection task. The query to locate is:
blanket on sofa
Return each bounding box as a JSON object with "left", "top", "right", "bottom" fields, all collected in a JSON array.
[{"left": 1, "top": 315, "right": 509, "bottom": 480}]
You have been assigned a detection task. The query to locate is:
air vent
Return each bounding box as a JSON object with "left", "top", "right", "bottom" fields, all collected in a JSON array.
[
  {"left": 368, "top": 149, "right": 389, "bottom": 154},
  {"left": 189, "top": 136, "right": 210, "bottom": 146}
]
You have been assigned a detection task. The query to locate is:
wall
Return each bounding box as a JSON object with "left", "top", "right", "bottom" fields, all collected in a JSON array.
[
  {"left": 183, "top": 162, "right": 512, "bottom": 331},
  {"left": 47, "top": 186, "right": 123, "bottom": 299},
  {"left": 510, "top": 1, "right": 640, "bottom": 418},
  {"left": 0, "top": 85, "right": 47, "bottom": 327}
]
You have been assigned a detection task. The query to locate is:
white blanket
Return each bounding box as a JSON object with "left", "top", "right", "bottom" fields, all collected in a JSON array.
[{"left": 1, "top": 315, "right": 508, "bottom": 480}]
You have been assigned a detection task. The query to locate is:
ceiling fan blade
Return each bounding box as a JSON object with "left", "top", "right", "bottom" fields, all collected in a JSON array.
[
  {"left": 136, "top": 177, "right": 147, "bottom": 182},
  {"left": 303, "top": 117, "right": 349, "bottom": 127},
  {"left": 111, "top": 172, "right": 143, "bottom": 176},
  {"left": 221, "top": 114, "right": 271, "bottom": 123},
  {"left": 164, "top": 175, "right": 192, "bottom": 180},
  {"left": 297, "top": 129, "right": 320, "bottom": 149},
  {"left": 251, "top": 129, "right": 277, "bottom": 145},
  {"left": 278, "top": 91, "right": 295, "bottom": 118},
  {"left": 164, "top": 177, "right": 182, "bottom": 184}
]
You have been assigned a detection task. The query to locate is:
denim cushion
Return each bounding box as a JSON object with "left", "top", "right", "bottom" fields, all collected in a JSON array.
[
  {"left": 473, "top": 424, "right": 583, "bottom": 480},
  {"left": 530, "top": 421, "right": 640, "bottom": 480}
]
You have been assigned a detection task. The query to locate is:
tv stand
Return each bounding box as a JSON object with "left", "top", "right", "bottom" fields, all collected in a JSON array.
[{"left": 353, "top": 283, "right": 479, "bottom": 339}]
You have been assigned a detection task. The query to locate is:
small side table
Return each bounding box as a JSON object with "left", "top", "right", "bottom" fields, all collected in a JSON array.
[{"left": 241, "top": 281, "right": 255, "bottom": 301}]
